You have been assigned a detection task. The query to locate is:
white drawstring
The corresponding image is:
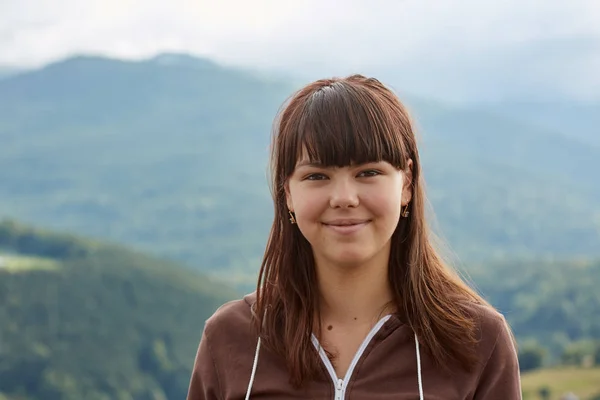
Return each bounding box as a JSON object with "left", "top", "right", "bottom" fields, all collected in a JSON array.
[
  {"left": 415, "top": 333, "right": 424, "bottom": 399},
  {"left": 245, "top": 336, "right": 261, "bottom": 400},
  {"left": 245, "top": 331, "right": 424, "bottom": 399}
]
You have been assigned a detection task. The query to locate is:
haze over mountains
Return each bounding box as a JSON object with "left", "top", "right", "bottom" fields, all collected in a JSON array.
[{"left": 0, "top": 53, "right": 599, "bottom": 282}]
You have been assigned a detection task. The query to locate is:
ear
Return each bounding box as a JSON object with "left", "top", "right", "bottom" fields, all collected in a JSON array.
[{"left": 402, "top": 159, "right": 413, "bottom": 205}]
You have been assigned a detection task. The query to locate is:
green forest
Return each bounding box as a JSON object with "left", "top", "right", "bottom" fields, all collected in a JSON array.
[{"left": 0, "top": 220, "right": 236, "bottom": 399}]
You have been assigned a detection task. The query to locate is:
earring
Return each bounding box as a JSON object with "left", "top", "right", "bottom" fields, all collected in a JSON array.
[
  {"left": 288, "top": 210, "right": 296, "bottom": 224},
  {"left": 401, "top": 204, "right": 410, "bottom": 218}
]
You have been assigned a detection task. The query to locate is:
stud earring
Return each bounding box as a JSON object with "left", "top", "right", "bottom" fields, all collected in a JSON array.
[
  {"left": 288, "top": 210, "right": 296, "bottom": 224},
  {"left": 401, "top": 204, "right": 410, "bottom": 218}
]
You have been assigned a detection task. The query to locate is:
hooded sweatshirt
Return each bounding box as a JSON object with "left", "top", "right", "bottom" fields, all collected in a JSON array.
[{"left": 187, "top": 292, "right": 522, "bottom": 400}]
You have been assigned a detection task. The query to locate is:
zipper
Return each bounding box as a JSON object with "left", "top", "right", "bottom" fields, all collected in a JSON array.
[
  {"left": 335, "top": 378, "right": 343, "bottom": 400},
  {"left": 312, "top": 315, "right": 392, "bottom": 400}
]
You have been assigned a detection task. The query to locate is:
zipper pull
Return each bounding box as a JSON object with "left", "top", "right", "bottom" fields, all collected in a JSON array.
[{"left": 336, "top": 378, "right": 344, "bottom": 400}]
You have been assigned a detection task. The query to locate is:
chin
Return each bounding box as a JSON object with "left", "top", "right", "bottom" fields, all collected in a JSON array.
[{"left": 327, "top": 250, "right": 373, "bottom": 267}]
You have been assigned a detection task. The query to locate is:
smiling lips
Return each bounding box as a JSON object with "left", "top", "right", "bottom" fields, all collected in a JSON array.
[{"left": 322, "top": 219, "right": 370, "bottom": 234}]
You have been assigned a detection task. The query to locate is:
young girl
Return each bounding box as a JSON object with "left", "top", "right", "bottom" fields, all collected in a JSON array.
[{"left": 187, "top": 75, "right": 522, "bottom": 399}]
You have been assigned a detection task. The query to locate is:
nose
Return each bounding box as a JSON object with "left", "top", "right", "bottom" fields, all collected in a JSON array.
[{"left": 329, "top": 178, "right": 360, "bottom": 209}]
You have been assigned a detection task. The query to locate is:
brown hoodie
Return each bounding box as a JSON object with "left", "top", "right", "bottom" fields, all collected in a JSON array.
[{"left": 187, "top": 292, "right": 522, "bottom": 400}]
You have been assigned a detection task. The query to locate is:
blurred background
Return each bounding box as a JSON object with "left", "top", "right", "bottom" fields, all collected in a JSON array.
[{"left": 0, "top": 1, "right": 599, "bottom": 399}]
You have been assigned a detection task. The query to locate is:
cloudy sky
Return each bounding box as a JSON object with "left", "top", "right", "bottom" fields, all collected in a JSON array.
[{"left": 1, "top": 0, "right": 599, "bottom": 102}]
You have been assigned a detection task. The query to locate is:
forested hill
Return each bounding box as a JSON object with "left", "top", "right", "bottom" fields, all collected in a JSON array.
[
  {"left": 468, "top": 258, "right": 600, "bottom": 361},
  {"left": 0, "top": 219, "right": 238, "bottom": 400}
]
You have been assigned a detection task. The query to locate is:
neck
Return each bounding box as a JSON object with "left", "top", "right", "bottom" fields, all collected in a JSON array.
[{"left": 315, "top": 252, "right": 395, "bottom": 327}]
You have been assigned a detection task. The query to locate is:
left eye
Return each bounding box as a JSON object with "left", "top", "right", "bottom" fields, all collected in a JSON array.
[{"left": 358, "top": 170, "right": 381, "bottom": 177}]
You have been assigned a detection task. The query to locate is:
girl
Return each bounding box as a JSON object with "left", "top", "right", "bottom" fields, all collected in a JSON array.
[{"left": 187, "top": 75, "right": 522, "bottom": 399}]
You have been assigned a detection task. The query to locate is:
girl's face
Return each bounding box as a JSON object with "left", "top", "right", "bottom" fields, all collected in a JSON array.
[{"left": 286, "top": 157, "right": 413, "bottom": 269}]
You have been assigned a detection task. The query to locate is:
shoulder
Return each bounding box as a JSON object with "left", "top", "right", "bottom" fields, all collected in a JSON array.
[
  {"left": 188, "top": 293, "right": 261, "bottom": 398},
  {"left": 464, "top": 301, "right": 511, "bottom": 340},
  {"left": 203, "top": 291, "right": 257, "bottom": 343},
  {"left": 462, "top": 301, "right": 518, "bottom": 367},
  {"left": 457, "top": 303, "right": 522, "bottom": 396}
]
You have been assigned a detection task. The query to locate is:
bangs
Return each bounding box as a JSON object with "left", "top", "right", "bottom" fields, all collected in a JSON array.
[{"left": 288, "top": 82, "right": 409, "bottom": 173}]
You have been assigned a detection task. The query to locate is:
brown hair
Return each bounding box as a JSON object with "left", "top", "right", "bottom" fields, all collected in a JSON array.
[{"left": 255, "top": 74, "right": 490, "bottom": 387}]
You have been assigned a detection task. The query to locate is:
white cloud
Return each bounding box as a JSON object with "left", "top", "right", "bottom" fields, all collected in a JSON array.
[{"left": 0, "top": 0, "right": 599, "bottom": 100}]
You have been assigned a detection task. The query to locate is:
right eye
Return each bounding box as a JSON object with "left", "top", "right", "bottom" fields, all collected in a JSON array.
[{"left": 305, "top": 173, "right": 328, "bottom": 181}]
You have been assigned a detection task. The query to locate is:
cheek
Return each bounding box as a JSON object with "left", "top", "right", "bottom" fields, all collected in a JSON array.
[
  {"left": 366, "top": 193, "right": 402, "bottom": 219},
  {"left": 293, "top": 199, "right": 325, "bottom": 241},
  {"left": 290, "top": 189, "right": 324, "bottom": 223},
  {"left": 295, "top": 198, "right": 323, "bottom": 222}
]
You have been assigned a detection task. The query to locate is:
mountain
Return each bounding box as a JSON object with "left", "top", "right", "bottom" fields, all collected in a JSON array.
[
  {"left": 0, "top": 219, "right": 237, "bottom": 400},
  {"left": 478, "top": 100, "right": 600, "bottom": 148},
  {"left": 0, "top": 53, "right": 293, "bottom": 280},
  {"left": 0, "top": 53, "right": 599, "bottom": 282},
  {"left": 407, "top": 101, "right": 600, "bottom": 260}
]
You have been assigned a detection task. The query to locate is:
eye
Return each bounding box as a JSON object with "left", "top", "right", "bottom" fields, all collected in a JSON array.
[
  {"left": 357, "top": 169, "right": 381, "bottom": 178},
  {"left": 305, "top": 173, "right": 328, "bottom": 181}
]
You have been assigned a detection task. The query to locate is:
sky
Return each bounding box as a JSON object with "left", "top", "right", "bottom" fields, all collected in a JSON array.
[{"left": 1, "top": 0, "right": 599, "bottom": 102}]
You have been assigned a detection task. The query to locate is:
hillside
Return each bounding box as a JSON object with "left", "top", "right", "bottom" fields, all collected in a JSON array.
[
  {"left": 0, "top": 219, "right": 238, "bottom": 400},
  {"left": 0, "top": 53, "right": 599, "bottom": 279},
  {"left": 0, "top": 54, "right": 290, "bottom": 276},
  {"left": 467, "top": 258, "right": 600, "bottom": 360}
]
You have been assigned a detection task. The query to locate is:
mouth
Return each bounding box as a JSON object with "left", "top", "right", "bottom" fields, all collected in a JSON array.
[{"left": 322, "top": 219, "right": 370, "bottom": 234}]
